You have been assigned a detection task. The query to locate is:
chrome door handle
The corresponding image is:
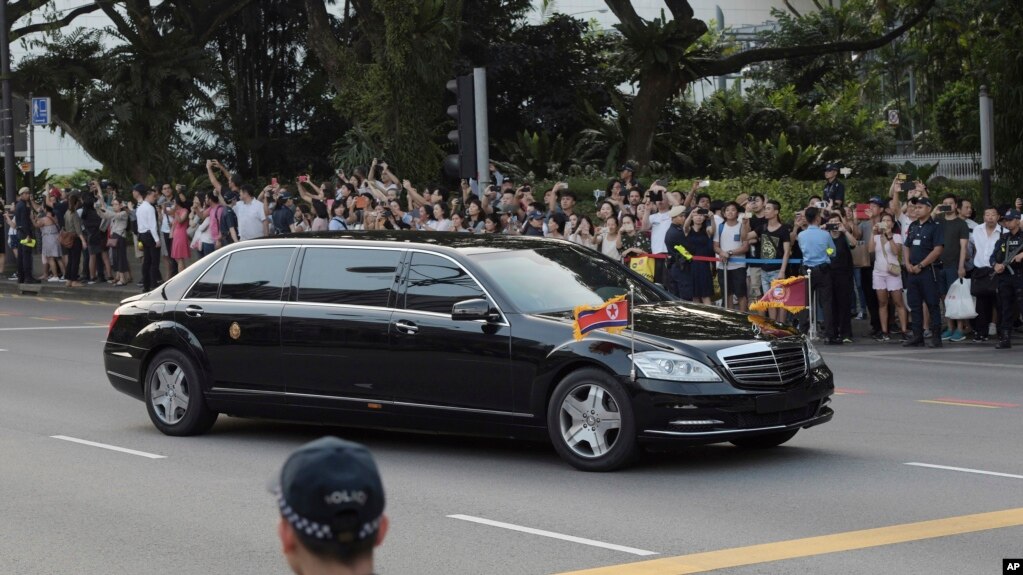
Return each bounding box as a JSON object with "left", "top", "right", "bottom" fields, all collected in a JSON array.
[
  {"left": 394, "top": 320, "right": 418, "bottom": 335},
  {"left": 185, "top": 305, "right": 204, "bottom": 318}
]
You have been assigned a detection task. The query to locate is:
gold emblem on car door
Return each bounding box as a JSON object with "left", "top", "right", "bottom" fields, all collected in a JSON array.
[{"left": 229, "top": 322, "right": 241, "bottom": 340}]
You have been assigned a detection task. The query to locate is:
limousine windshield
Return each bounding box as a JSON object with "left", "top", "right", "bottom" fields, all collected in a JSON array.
[{"left": 470, "top": 246, "right": 665, "bottom": 314}]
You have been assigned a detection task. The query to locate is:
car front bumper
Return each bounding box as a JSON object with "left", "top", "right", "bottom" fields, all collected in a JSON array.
[{"left": 628, "top": 365, "right": 835, "bottom": 445}]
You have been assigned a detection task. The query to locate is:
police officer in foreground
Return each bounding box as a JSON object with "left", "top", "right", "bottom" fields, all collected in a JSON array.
[
  {"left": 797, "top": 206, "right": 837, "bottom": 342},
  {"left": 991, "top": 209, "right": 1023, "bottom": 349},
  {"left": 902, "top": 197, "right": 944, "bottom": 348},
  {"left": 271, "top": 437, "right": 388, "bottom": 575}
]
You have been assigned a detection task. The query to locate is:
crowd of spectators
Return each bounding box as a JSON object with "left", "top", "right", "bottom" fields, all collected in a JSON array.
[{"left": 4, "top": 159, "right": 1021, "bottom": 348}]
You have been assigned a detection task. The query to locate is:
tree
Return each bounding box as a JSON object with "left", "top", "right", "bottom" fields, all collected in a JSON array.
[
  {"left": 304, "top": 0, "right": 462, "bottom": 182},
  {"left": 604, "top": 0, "right": 936, "bottom": 166},
  {"left": 15, "top": 1, "right": 255, "bottom": 183}
]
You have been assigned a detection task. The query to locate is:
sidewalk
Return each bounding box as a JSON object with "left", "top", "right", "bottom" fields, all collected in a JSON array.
[{"left": 2, "top": 250, "right": 151, "bottom": 305}]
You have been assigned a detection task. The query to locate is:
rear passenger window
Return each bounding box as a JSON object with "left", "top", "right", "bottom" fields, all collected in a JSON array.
[
  {"left": 186, "top": 257, "right": 227, "bottom": 299},
  {"left": 219, "top": 248, "right": 294, "bottom": 301},
  {"left": 404, "top": 252, "right": 486, "bottom": 314},
  {"left": 297, "top": 248, "right": 400, "bottom": 307}
]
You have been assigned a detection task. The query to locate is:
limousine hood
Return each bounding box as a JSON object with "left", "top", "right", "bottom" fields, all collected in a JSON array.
[{"left": 537, "top": 301, "right": 798, "bottom": 347}]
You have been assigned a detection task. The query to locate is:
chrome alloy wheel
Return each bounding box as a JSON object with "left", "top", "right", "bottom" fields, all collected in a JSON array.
[
  {"left": 558, "top": 384, "right": 623, "bottom": 458},
  {"left": 149, "top": 361, "right": 191, "bottom": 425}
]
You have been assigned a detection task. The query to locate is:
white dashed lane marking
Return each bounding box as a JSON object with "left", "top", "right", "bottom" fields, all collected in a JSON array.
[
  {"left": 51, "top": 435, "right": 166, "bottom": 459},
  {"left": 448, "top": 514, "right": 658, "bottom": 556}
]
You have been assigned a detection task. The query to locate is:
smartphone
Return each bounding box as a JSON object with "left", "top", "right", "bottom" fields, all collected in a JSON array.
[
  {"left": 271, "top": 177, "right": 279, "bottom": 187},
  {"left": 355, "top": 196, "right": 369, "bottom": 210},
  {"left": 825, "top": 223, "right": 840, "bottom": 231},
  {"left": 938, "top": 205, "right": 953, "bottom": 213},
  {"left": 896, "top": 173, "right": 908, "bottom": 181},
  {"left": 298, "top": 175, "right": 309, "bottom": 183},
  {"left": 900, "top": 182, "right": 916, "bottom": 192},
  {"left": 816, "top": 201, "right": 828, "bottom": 209},
  {"left": 698, "top": 180, "right": 711, "bottom": 188}
]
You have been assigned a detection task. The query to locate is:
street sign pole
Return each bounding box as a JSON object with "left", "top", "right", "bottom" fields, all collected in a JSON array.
[
  {"left": 28, "top": 93, "right": 34, "bottom": 193},
  {"left": 979, "top": 85, "right": 995, "bottom": 210},
  {"left": 472, "top": 67, "right": 490, "bottom": 189},
  {"left": 0, "top": 0, "right": 16, "bottom": 206}
]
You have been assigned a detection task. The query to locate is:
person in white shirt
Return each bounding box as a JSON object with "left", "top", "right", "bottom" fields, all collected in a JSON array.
[
  {"left": 135, "top": 185, "right": 161, "bottom": 292},
  {"left": 234, "top": 184, "right": 269, "bottom": 241},
  {"left": 713, "top": 201, "right": 750, "bottom": 311},
  {"left": 969, "top": 206, "right": 1004, "bottom": 341}
]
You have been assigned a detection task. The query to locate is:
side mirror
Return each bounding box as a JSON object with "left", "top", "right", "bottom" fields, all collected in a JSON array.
[{"left": 451, "top": 298, "right": 498, "bottom": 322}]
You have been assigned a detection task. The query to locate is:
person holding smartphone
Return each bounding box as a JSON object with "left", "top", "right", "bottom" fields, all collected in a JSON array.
[{"left": 935, "top": 194, "right": 971, "bottom": 342}]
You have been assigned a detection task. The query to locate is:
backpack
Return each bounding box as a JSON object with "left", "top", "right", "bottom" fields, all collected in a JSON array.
[{"left": 219, "top": 206, "right": 237, "bottom": 245}]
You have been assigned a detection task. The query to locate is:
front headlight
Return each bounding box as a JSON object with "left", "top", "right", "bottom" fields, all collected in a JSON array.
[
  {"left": 631, "top": 351, "right": 722, "bottom": 382},
  {"left": 806, "top": 339, "right": 824, "bottom": 367}
]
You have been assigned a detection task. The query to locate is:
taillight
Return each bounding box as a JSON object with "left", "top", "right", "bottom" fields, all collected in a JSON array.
[{"left": 108, "top": 310, "right": 120, "bottom": 339}]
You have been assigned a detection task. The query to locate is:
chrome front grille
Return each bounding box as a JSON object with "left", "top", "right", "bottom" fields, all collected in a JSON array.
[{"left": 716, "top": 342, "right": 808, "bottom": 388}]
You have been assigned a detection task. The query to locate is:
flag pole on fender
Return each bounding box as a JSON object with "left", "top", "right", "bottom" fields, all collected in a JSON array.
[{"left": 629, "top": 285, "right": 636, "bottom": 382}]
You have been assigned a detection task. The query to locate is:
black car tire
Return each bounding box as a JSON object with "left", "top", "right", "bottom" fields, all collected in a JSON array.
[
  {"left": 730, "top": 429, "right": 798, "bottom": 449},
  {"left": 547, "top": 368, "right": 637, "bottom": 472},
  {"left": 144, "top": 348, "right": 218, "bottom": 436}
]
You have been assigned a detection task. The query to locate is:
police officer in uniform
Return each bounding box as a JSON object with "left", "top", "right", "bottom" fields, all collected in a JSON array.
[
  {"left": 902, "top": 197, "right": 944, "bottom": 347},
  {"left": 797, "top": 206, "right": 836, "bottom": 341},
  {"left": 991, "top": 209, "right": 1023, "bottom": 349},
  {"left": 823, "top": 164, "right": 845, "bottom": 209}
]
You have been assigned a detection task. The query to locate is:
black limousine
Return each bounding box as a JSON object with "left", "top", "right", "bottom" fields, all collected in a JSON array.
[{"left": 103, "top": 232, "right": 833, "bottom": 471}]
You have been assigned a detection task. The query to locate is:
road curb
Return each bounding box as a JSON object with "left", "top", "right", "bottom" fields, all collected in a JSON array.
[{"left": 0, "top": 279, "right": 135, "bottom": 305}]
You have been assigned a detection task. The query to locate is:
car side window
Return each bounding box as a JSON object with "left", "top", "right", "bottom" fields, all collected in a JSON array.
[
  {"left": 219, "top": 248, "right": 294, "bottom": 301},
  {"left": 186, "top": 256, "right": 228, "bottom": 299},
  {"left": 404, "top": 252, "right": 486, "bottom": 314},
  {"left": 297, "top": 248, "right": 401, "bottom": 307}
]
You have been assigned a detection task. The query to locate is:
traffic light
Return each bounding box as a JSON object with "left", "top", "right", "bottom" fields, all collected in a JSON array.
[{"left": 444, "top": 75, "right": 477, "bottom": 180}]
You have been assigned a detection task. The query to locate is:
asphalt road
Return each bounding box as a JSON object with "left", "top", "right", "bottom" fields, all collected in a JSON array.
[{"left": 1, "top": 293, "right": 1021, "bottom": 575}]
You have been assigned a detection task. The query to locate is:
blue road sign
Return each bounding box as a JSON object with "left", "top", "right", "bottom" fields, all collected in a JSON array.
[{"left": 31, "top": 97, "right": 51, "bottom": 125}]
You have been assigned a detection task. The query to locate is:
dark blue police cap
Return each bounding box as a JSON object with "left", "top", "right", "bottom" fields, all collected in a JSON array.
[
  {"left": 1001, "top": 209, "right": 1021, "bottom": 221},
  {"left": 910, "top": 197, "right": 933, "bottom": 207},
  {"left": 271, "top": 437, "right": 385, "bottom": 550}
]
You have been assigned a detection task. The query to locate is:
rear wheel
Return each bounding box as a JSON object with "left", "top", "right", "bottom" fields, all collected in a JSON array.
[
  {"left": 730, "top": 429, "right": 798, "bottom": 449},
  {"left": 144, "top": 348, "right": 218, "bottom": 436},
  {"left": 547, "top": 368, "right": 637, "bottom": 472}
]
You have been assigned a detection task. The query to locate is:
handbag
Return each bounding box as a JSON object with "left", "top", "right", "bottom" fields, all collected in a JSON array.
[
  {"left": 971, "top": 267, "right": 998, "bottom": 297},
  {"left": 628, "top": 255, "right": 656, "bottom": 281},
  {"left": 106, "top": 235, "right": 118, "bottom": 248},
  {"left": 58, "top": 230, "right": 75, "bottom": 248}
]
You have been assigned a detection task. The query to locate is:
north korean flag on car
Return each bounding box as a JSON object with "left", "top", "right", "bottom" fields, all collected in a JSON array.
[
  {"left": 573, "top": 295, "right": 629, "bottom": 340},
  {"left": 749, "top": 275, "right": 808, "bottom": 314}
]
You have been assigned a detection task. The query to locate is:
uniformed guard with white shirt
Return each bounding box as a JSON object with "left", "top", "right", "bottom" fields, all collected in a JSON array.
[
  {"left": 902, "top": 197, "right": 944, "bottom": 347},
  {"left": 991, "top": 209, "right": 1023, "bottom": 349},
  {"left": 797, "top": 207, "right": 836, "bottom": 341}
]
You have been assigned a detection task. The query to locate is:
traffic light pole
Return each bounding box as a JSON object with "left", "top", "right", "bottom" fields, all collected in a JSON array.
[
  {"left": 1, "top": 0, "right": 17, "bottom": 206},
  {"left": 473, "top": 68, "right": 490, "bottom": 189}
]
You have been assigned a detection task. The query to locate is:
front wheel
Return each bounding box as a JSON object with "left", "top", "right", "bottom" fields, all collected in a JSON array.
[
  {"left": 547, "top": 368, "right": 637, "bottom": 472},
  {"left": 144, "top": 348, "right": 218, "bottom": 436},
  {"left": 730, "top": 429, "right": 798, "bottom": 449}
]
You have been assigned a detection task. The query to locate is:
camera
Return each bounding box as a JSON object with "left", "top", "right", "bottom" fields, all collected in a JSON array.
[{"left": 697, "top": 208, "right": 709, "bottom": 215}]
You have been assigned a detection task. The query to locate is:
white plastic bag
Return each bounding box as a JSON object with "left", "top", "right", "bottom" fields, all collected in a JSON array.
[{"left": 944, "top": 278, "right": 977, "bottom": 319}]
